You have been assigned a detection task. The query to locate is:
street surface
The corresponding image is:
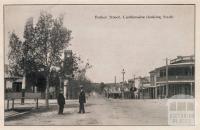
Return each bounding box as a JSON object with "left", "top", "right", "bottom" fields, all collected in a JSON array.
[{"left": 5, "top": 92, "right": 168, "bottom": 125}]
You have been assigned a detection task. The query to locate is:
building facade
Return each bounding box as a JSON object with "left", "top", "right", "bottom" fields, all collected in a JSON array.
[{"left": 144, "top": 55, "right": 194, "bottom": 99}]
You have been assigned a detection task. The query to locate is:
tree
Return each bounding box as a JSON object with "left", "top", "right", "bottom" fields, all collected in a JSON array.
[
  {"left": 8, "top": 12, "right": 72, "bottom": 107},
  {"left": 8, "top": 32, "right": 23, "bottom": 76},
  {"left": 75, "top": 59, "right": 92, "bottom": 81},
  {"left": 22, "top": 17, "right": 38, "bottom": 92},
  {"left": 34, "top": 12, "right": 72, "bottom": 107},
  {"left": 8, "top": 19, "right": 38, "bottom": 104},
  {"left": 8, "top": 18, "right": 40, "bottom": 87},
  {"left": 49, "top": 68, "right": 60, "bottom": 97},
  {"left": 23, "top": 17, "right": 39, "bottom": 73}
]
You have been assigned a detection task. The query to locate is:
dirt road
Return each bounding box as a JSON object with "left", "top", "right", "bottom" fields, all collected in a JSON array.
[{"left": 5, "top": 92, "right": 168, "bottom": 125}]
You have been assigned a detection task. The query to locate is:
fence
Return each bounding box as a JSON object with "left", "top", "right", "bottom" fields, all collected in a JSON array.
[{"left": 5, "top": 92, "right": 41, "bottom": 110}]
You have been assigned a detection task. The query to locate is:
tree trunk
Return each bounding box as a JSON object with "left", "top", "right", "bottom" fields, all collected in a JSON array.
[
  {"left": 21, "top": 73, "right": 26, "bottom": 104},
  {"left": 45, "top": 75, "right": 49, "bottom": 108}
]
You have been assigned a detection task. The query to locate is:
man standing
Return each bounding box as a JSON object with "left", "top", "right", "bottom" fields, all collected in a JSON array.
[
  {"left": 78, "top": 85, "right": 86, "bottom": 114},
  {"left": 57, "top": 91, "right": 65, "bottom": 115},
  {"left": 130, "top": 87, "right": 134, "bottom": 99}
]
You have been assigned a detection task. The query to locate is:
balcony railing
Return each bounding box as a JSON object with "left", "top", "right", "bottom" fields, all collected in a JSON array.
[
  {"left": 157, "top": 76, "right": 194, "bottom": 82},
  {"left": 170, "top": 56, "right": 194, "bottom": 64}
]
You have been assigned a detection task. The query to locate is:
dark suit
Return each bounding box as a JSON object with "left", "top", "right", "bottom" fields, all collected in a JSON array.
[
  {"left": 79, "top": 90, "right": 86, "bottom": 113},
  {"left": 57, "top": 93, "right": 65, "bottom": 114}
]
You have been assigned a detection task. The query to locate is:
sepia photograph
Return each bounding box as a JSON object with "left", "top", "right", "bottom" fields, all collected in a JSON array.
[{"left": 3, "top": 4, "right": 195, "bottom": 126}]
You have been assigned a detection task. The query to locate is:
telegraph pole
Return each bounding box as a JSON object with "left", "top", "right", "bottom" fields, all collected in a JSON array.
[
  {"left": 166, "top": 58, "right": 169, "bottom": 98},
  {"left": 122, "top": 69, "right": 125, "bottom": 83},
  {"left": 121, "top": 69, "right": 125, "bottom": 99},
  {"left": 114, "top": 76, "right": 116, "bottom": 86}
]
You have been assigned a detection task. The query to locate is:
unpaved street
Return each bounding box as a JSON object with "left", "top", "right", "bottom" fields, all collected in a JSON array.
[{"left": 5, "top": 93, "right": 168, "bottom": 125}]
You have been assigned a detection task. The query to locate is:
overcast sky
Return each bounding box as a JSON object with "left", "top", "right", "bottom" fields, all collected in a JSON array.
[{"left": 4, "top": 5, "right": 194, "bottom": 83}]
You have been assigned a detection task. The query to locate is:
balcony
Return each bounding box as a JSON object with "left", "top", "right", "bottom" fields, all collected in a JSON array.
[
  {"left": 170, "top": 56, "right": 194, "bottom": 64},
  {"left": 157, "top": 76, "right": 194, "bottom": 82}
]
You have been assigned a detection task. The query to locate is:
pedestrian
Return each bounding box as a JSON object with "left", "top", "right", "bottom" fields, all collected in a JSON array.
[
  {"left": 57, "top": 91, "right": 65, "bottom": 115},
  {"left": 130, "top": 87, "right": 134, "bottom": 99},
  {"left": 78, "top": 85, "right": 86, "bottom": 114}
]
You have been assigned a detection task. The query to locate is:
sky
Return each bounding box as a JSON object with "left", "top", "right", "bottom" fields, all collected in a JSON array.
[{"left": 4, "top": 5, "right": 194, "bottom": 83}]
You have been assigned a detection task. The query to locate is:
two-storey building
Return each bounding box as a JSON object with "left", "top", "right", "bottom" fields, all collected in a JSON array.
[{"left": 149, "top": 55, "right": 194, "bottom": 99}]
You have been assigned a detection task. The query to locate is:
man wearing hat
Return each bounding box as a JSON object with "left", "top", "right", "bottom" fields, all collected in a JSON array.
[
  {"left": 57, "top": 91, "right": 65, "bottom": 114},
  {"left": 78, "top": 85, "right": 86, "bottom": 113}
]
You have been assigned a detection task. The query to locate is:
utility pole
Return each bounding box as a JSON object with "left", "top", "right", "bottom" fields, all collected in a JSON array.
[
  {"left": 122, "top": 69, "right": 125, "bottom": 83},
  {"left": 166, "top": 58, "right": 169, "bottom": 98},
  {"left": 114, "top": 76, "right": 116, "bottom": 86},
  {"left": 121, "top": 69, "right": 125, "bottom": 99}
]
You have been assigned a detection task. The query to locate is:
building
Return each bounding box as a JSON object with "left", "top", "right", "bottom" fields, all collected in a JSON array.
[
  {"left": 4, "top": 64, "right": 47, "bottom": 98},
  {"left": 128, "top": 76, "right": 152, "bottom": 99},
  {"left": 146, "top": 55, "right": 194, "bottom": 99},
  {"left": 138, "top": 77, "right": 154, "bottom": 99},
  {"left": 4, "top": 64, "right": 23, "bottom": 92}
]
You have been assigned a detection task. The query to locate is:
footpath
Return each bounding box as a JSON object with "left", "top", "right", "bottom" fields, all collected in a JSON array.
[{"left": 4, "top": 99, "right": 79, "bottom": 121}]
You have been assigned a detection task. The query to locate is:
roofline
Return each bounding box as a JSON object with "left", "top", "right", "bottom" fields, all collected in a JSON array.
[{"left": 149, "top": 62, "right": 194, "bottom": 73}]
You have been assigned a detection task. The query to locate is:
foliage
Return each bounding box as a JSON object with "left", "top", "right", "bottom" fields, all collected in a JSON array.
[
  {"left": 8, "top": 11, "right": 95, "bottom": 103},
  {"left": 33, "top": 12, "right": 72, "bottom": 74},
  {"left": 8, "top": 32, "right": 23, "bottom": 76},
  {"left": 8, "top": 12, "right": 72, "bottom": 106}
]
